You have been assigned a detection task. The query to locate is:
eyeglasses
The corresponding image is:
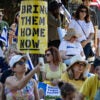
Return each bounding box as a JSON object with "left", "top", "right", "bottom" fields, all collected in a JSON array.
[
  {"left": 80, "top": 10, "right": 87, "bottom": 13},
  {"left": 17, "top": 61, "right": 26, "bottom": 65},
  {"left": 45, "top": 53, "right": 51, "bottom": 57},
  {"left": 75, "top": 62, "right": 86, "bottom": 66}
]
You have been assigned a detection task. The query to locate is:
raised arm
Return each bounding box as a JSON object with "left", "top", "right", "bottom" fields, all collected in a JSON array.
[{"left": 5, "top": 64, "right": 40, "bottom": 91}]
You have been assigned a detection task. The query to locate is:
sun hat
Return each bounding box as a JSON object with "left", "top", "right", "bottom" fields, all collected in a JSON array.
[
  {"left": 9, "top": 55, "right": 27, "bottom": 68},
  {"left": 67, "top": 55, "right": 88, "bottom": 71},
  {"left": 48, "top": 1, "right": 62, "bottom": 11},
  {"left": 64, "top": 28, "right": 81, "bottom": 41},
  {"left": 0, "top": 12, "right": 3, "bottom": 16}
]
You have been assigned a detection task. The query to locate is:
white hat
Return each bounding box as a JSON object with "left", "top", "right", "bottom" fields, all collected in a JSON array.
[
  {"left": 64, "top": 28, "right": 81, "bottom": 41},
  {"left": 9, "top": 55, "right": 27, "bottom": 68},
  {"left": 67, "top": 55, "right": 88, "bottom": 71},
  {"left": 0, "top": 12, "right": 3, "bottom": 16}
]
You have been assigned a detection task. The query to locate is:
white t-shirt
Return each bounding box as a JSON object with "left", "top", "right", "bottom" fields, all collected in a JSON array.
[
  {"left": 59, "top": 40, "right": 83, "bottom": 56},
  {"left": 68, "top": 19, "right": 94, "bottom": 42}
]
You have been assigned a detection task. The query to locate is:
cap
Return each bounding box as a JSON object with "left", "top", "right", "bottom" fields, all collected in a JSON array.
[{"left": 9, "top": 55, "right": 27, "bottom": 68}]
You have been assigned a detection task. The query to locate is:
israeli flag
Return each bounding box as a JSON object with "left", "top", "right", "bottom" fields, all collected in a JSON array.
[
  {"left": 0, "top": 26, "right": 9, "bottom": 47},
  {"left": 13, "top": 25, "right": 18, "bottom": 42},
  {"left": 26, "top": 53, "right": 38, "bottom": 81}
]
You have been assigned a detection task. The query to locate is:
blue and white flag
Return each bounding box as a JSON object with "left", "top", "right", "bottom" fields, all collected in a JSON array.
[
  {"left": 13, "top": 25, "right": 18, "bottom": 42},
  {"left": 0, "top": 26, "right": 9, "bottom": 47},
  {"left": 26, "top": 53, "right": 38, "bottom": 81}
]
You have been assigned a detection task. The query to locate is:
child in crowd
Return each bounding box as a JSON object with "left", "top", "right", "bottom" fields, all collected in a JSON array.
[{"left": 58, "top": 81, "right": 77, "bottom": 100}]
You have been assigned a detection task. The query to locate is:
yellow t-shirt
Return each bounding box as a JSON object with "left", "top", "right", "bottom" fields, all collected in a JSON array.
[
  {"left": 61, "top": 72, "right": 84, "bottom": 91},
  {"left": 43, "top": 63, "right": 66, "bottom": 85},
  {"left": 80, "top": 74, "right": 100, "bottom": 100}
]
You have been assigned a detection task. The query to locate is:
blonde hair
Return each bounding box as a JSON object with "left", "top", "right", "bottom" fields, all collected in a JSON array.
[{"left": 67, "top": 68, "right": 86, "bottom": 80}]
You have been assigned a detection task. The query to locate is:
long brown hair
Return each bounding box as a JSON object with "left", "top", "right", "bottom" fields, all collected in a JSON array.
[
  {"left": 75, "top": 4, "right": 90, "bottom": 23},
  {"left": 45, "top": 46, "right": 61, "bottom": 65}
]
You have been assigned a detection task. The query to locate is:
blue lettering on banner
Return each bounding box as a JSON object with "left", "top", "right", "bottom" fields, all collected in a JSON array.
[{"left": 38, "top": 82, "right": 61, "bottom": 97}]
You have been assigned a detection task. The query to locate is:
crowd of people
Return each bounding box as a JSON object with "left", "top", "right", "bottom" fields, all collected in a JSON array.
[{"left": 0, "top": 0, "right": 100, "bottom": 100}]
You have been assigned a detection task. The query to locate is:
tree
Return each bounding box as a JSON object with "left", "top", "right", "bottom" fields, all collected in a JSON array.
[{"left": 0, "top": 0, "right": 21, "bottom": 25}]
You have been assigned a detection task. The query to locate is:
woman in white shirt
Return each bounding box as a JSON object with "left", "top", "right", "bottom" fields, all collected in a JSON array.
[
  {"left": 68, "top": 4, "right": 94, "bottom": 60},
  {"left": 59, "top": 28, "right": 85, "bottom": 65}
]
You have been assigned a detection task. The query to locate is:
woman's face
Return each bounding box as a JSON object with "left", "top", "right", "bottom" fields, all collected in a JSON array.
[
  {"left": 79, "top": 8, "right": 87, "bottom": 19},
  {"left": 45, "top": 51, "right": 53, "bottom": 62},
  {"left": 13, "top": 58, "right": 27, "bottom": 73},
  {"left": 72, "top": 62, "right": 86, "bottom": 74},
  {"left": 70, "top": 36, "right": 77, "bottom": 43}
]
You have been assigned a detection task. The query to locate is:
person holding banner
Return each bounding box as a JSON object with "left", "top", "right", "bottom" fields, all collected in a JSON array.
[
  {"left": 4, "top": 55, "right": 41, "bottom": 100},
  {"left": 48, "top": 1, "right": 63, "bottom": 48},
  {"left": 42, "top": 46, "right": 66, "bottom": 86}
]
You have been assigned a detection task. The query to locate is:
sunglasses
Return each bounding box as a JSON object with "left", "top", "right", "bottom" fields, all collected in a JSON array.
[
  {"left": 17, "top": 61, "right": 26, "bottom": 65},
  {"left": 75, "top": 62, "right": 86, "bottom": 66},
  {"left": 45, "top": 53, "right": 51, "bottom": 57},
  {"left": 80, "top": 10, "right": 87, "bottom": 13}
]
